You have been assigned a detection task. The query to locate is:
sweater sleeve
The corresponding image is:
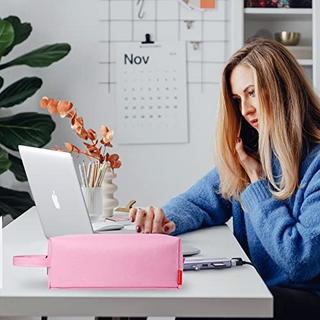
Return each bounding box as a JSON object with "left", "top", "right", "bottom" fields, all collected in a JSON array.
[
  {"left": 162, "top": 168, "right": 232, "bottom": 235},
  {"left": 240, "top": 171, "right": 320, "bottom": 283}
]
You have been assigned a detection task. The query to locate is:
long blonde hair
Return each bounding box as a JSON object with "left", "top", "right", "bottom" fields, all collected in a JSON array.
[{"left": 216, "top": 38, "right": 320, "bottom": 200}]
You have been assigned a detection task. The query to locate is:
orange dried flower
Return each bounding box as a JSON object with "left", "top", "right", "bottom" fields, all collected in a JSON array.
[
  {"left": 76, "top": 128, "right": 88, "bottom": 140},
  {"left": 57, "top": 100, "right": 73, "bottom": 118},
  {"left": 102, "top": 131, "right": 113, "bottom": 144},
  {"left": 47, "top": 98, "right": 59, "bottom": 114},
  {"left": 100, "top": 126, "right": 113, "bottom": 147},
  {"left": 108, "top": 153, "right": 121, "bottom": 169},
  {"left": 67, "top": 109, "right": 76, "bottom": 119},
  {"left": 40, "top": 96, "right": 49, "bottom": 109},
  {"left": 84, "top": 142, "right": 100, "bottom": 156},
  {"left": 100, "top": 125, "right": 109, "bottom": 136},
  {"left": 70, "top": 111, "right": 78, "bottom": 126},
  {"left": 108, "top": 154, "right": 119, "bottom": 161},
  {"left": 65, "top": 143, "right": 81, "bottom": 153},
  {"left": 40, "top": 96, "right": 121, "bottom": 171},
  {"left": 87, "top": 129, "right": 96, "bottom": 141},
  {"left": 72, "top": 116, "right": 84, "bottom": 131}
]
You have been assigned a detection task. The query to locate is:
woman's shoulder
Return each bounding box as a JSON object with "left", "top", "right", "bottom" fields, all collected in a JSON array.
[
  {"left": 304, "top": 143, "right": 320, "bottom": 163},
  {"left": 301, "top": 143, "right": 320, "bottom": 180}
]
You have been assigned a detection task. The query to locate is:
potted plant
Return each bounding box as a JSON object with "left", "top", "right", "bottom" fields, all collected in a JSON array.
[
  {"left": 0, "top": 16, "right": 71, "bottom": 219},
  {"left": 40, "top": 96, "right": 122, "bottom": 219}
]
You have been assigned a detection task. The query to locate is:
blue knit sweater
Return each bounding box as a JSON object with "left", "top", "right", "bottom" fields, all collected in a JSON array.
[{"left": 163, "top": 143, "right": 320, "bottom": 292}]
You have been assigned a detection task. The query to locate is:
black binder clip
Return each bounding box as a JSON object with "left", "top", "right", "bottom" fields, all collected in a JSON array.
[{"left": 141, "top": 33, "right": 154, "bottom": 44}]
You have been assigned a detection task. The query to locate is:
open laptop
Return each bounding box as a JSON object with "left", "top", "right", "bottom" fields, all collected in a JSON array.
[
  {"left": 19, "top": 145, "right": 123, "bottom": 238},
  {"left": 19, "top": 146, "right": 201, "bottom": 256}
]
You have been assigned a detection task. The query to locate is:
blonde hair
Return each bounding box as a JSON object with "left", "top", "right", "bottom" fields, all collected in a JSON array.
[{"left": 216, "top": 38, "right": 320, "bottom": 200}]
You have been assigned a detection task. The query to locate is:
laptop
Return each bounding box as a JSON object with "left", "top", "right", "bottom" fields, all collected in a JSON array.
[
  {"left": 19, "top": 145, "right": 123, "bottom": 238},
  {"left": 19, "top": 146, "right": 201, "bottom": 256}
]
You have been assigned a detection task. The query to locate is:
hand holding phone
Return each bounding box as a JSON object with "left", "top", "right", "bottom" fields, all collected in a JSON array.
[
  {"left": 237, "top": 117, "right": 264, "bottom": 182},
  {"left": 239, "top": 117, "right": 259, "bottom": 158}
]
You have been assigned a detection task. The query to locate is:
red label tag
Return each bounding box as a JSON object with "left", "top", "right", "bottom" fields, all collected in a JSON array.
[{"left": 178, "top": 270, "right": 183, "bottom": 285}]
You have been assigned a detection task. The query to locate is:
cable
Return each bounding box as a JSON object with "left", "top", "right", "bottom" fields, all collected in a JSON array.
[{"left": 231, "top": 257, "right": 255, "bottom": 268}]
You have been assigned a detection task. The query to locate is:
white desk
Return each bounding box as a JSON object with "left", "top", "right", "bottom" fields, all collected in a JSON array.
[{"left": 0, "top": 207, "right": 273, "bottom": 318}]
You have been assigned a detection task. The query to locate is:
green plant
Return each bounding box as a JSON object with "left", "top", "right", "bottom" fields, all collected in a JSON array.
[{"left": 0, "top": 16, "right": 71, "bottom": 219}]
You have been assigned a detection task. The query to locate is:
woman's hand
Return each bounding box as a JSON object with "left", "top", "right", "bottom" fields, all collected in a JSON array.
[
  {"left": 236, "top": 137, "right": 264, "bottom": 183},
  {"left": 129, "top": 206, "right": 176, "bottom": 234}
]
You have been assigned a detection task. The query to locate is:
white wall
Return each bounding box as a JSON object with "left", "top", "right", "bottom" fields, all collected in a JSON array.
[{"left": 0, "top": 0, "right": 231, "bottom": 208}]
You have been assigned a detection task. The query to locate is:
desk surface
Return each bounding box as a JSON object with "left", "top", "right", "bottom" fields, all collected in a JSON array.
[{"left": 0, "top": 207, "right": 273, "bottom": 317}]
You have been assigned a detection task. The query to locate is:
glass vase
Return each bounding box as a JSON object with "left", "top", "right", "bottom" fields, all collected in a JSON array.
[{"left": 81, "top": 186, "right": 103, "bottom": 222}]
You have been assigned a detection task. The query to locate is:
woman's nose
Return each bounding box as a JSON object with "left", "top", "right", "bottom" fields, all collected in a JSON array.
[{"left": 241, "top": 99, "right": 255, "bottom": 117}]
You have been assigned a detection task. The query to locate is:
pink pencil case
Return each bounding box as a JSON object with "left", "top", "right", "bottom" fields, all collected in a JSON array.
[{"left": 13, "top": 233, "right": 183, "bottom": 289}]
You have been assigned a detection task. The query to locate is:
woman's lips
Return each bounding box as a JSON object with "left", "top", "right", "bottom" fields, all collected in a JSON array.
[{"left": 250, "top": 119, "right": 258, "bottom": 127}]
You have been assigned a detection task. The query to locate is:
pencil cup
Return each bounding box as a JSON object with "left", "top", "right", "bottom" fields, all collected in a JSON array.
[{"left": 81, "top": 186, "right": 103, "bottom": 221}]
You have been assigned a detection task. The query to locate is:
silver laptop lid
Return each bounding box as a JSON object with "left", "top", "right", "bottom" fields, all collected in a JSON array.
[{"left": 19, "top": 145, "right": 94, "bottom": 238}]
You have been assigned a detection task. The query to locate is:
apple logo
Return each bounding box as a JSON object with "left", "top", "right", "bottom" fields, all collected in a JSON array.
[{"left": 51, "top": 190, "right": 61, "bottom": 210}]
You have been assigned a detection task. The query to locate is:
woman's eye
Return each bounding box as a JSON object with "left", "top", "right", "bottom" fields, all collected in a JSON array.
[{"left": 249, "top": 90, "right": 256, "bottom": 97}]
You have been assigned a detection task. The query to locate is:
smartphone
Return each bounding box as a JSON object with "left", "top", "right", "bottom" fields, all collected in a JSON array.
[{"left": 239, "top": 117, "right": 259, "bottom": 156}]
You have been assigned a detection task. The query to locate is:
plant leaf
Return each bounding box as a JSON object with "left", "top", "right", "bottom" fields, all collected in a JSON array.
[
  {"left": 0, "top": 76, "right": 3, "bottom": 89},
  {"left": 0, "top": 186, "right": 34, "bottom": 218},
  {"left": 0, "top": 112, "right": 56, "bottom": 151},
  {"left": 0, "top": 43, "right": 71, "bottom": 70},
  {"left": 8, "top": 153, "right": 27, "bottom": 181},
  {"left": 0, "top": 146, "right": 11, "bottom": 175},
  {"left": 0, "top": 77, "right": 42, "bottom": 108},
  {"left": 0, "top": 18, "right": 15, "bottom": 57},
  {"left": 2, "top": 16, "right": 32, "bottom": 56}
]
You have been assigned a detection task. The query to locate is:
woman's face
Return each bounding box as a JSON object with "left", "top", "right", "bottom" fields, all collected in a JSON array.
[{"left": 230, "top": 64, "right": 259, "bottom": 130}]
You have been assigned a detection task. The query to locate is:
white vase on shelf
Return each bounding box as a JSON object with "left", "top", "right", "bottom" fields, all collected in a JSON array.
[{"left": 101, "top": 167, "right": 119, "bottom": 219}]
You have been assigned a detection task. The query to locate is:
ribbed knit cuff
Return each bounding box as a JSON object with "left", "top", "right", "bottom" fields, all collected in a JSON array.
[
  {"left": 162, "top": 207, "right": 181, "bottom": 236},
  {"left": 240, "top": 179, "right": 272, "bottom": 212}
]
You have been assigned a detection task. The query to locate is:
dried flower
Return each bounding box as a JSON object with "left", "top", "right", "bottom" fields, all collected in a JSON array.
[
  {"left": 65, "top": 142, "right": 81, "bottom": 154},
  {"left": 100, "top": 125, "right": 113, "bottom": 147},
  {"left": 57, "top": 100, "right": 73, "bottom": 117},
  {"left": 40, "top": 96, "right": 122, "bottom": 171},
  {"left": 107, "top": 153, "right": 121, "bottom": 169}
]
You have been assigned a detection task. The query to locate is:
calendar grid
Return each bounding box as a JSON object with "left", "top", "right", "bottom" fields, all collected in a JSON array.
[
  {"left": 116, "top": 41, "right": 189, "bottom": 144},
  {"left": 98, "top": 0, "right": 229, "bottom": 93}
]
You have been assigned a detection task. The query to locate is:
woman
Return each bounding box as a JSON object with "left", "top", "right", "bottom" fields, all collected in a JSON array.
[{"left": 130, "top": 39, "right": 320, "bottom": 319}]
